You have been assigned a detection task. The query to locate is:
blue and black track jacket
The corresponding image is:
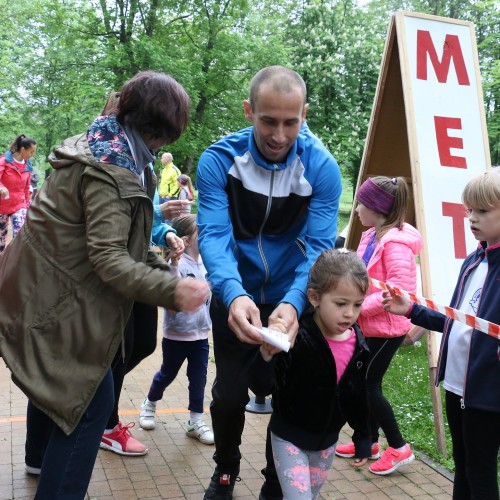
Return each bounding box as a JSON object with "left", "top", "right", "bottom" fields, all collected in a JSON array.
[
  {"left": 409, "top": 241, "right": 500, "bottom": 412},
  {"left": 196, "top": 124, "right": 341, "bottom": 315}
]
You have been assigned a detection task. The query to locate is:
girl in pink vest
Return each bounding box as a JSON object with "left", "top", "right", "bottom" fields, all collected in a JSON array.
[{"left": 336, "top": 176, "right": 422, "bottom": 475}]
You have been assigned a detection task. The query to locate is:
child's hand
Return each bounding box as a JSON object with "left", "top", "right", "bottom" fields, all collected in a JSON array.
[
  {"left": 382, "top": 284, "right": 411, "bottom": 316},
  {"left": 165, "top": 232, "right": 184, "bottom": 260},
  {"left": 351, "top": 457, "right": 368, "bottom": 467},
  {"left": 260, "top": 342, "right": 274, "bottom": 362}
]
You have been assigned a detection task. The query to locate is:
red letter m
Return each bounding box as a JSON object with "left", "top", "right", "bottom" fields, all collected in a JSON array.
[{"left": 416, "top": 30, "right": 470, "bottom": 85}]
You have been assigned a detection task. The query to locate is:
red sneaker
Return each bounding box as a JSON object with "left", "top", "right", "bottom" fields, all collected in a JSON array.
[
  {"left": 369, "top": 444, "right": 414, "bottom": 475},
  {"left": 335, "top": 442, "right": 380, "bottom": 459},
  {"left": 100, "top": 422, "right": 148, "bottom": 456}
]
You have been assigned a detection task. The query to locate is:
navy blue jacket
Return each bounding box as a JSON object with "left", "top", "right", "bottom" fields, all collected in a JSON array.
[
  {"left": 249, "top": 309, "right": 372, "bottom": 456},
  {"left": 409, "top": 241, "right": 500, "bottom": 412}
]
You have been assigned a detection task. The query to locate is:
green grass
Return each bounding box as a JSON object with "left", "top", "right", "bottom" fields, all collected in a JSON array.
[{"left": 338, "top": 177, "right": 354, "bottom": 234}]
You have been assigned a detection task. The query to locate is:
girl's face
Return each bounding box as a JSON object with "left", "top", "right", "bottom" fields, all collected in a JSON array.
[
  {"left": 20, "top": 145, "right": 37, "bottom": 161},
  {"left": 355, "top": 202, "right": 386, "bottom": 229},
  {"left": 184, "top": 229, "right": 199, "bottom": 256},
  {"left": 467, "top": 201, "right": 500, "bottom": 247},
  {"left": 308, "top": 278, "right": 365, "bottom": 340}
]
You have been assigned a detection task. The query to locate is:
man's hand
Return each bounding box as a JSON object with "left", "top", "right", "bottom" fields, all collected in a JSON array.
[
  {"left": 382, "top": 284, "right": 411, "bottom": 316},
  {"left": 0, "top": 186, "right": 9, "bottom": 199},
  {"left": 174, "top": 278, "right": 210, "bottom": 312},
  {"left": 228, "top": 296, "right": 263, "bottom": 345},
  {"left": 268, "top": 302, "right": 299, "bottom": 352}
]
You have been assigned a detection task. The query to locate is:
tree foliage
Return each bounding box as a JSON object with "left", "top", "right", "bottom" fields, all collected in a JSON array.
[{"left": 0, "top": 0, "right": 497, "bottom": 181}]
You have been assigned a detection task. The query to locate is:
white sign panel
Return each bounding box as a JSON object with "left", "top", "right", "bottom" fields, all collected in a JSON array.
[{"left": 399, "top": 13, "right": 489, "bottom": 305}]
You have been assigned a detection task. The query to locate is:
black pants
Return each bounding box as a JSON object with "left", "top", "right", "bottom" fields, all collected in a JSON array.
[
  {"left": 209, "top": 298, "right": 282, "bottom": 498},
  {"left": 446, "top": 391, "right": 500, "bottom": 500},
  {"left": 107, "top": 302, "right": 158, "bottom": 429},
  {"left": 365, "top": 335, "right": 406, "bottom": 449}
]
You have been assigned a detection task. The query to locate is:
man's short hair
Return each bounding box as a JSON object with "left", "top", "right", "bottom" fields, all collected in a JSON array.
[{"left": 248, "top": 66, "right": 307, "bottom": 110}]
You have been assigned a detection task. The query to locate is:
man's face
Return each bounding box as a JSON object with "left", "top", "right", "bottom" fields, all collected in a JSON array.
[{"left": 244, "top": 83, "right": 308, "bottom": 163}]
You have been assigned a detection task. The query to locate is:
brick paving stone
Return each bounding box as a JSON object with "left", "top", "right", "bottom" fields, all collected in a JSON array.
[{"left": 1, "top": 310, "right": 455, "bottom": 499}]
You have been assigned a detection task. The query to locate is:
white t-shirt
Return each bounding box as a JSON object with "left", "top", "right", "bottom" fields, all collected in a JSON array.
[{"left": 443, "top": 258, "right": 487, "bottom": 397}]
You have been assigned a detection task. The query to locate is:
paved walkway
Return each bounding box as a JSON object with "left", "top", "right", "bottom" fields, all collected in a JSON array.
[{"left": 0, "top": 310, "right": 453, "bottom": 499}]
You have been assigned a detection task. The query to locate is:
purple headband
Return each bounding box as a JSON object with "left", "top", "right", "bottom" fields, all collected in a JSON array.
[{"left": 356, "top": 178, "right": 395, "bottom": 215}]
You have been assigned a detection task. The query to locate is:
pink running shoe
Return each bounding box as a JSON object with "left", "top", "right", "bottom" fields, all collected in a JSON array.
[
  {"left": 100, "top": 422, "right": 148, "bottom": 456},
  {"left": 369, "top": 444, "right": 414, "bottom": 475},
  {"left": 335, "top": 442, "right": 380, "bottom": 459}
]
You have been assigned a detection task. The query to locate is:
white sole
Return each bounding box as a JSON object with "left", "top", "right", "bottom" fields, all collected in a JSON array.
[
  {"left": 99, "top": 441, "right": 148, "bottom": 456},
  {"left": 335, "top": 451, "right": 380, "bottom": 459},
  {"left": 139, "top": 421, "right": 156, "bottom": 430}
]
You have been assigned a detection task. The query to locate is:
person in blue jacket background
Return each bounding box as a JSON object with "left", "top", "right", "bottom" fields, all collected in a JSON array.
[{"left": 196, "top": 65, "right": 342, "bottom": 499}]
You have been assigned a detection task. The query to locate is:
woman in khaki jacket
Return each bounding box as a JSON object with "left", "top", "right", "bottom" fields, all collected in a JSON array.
[{"left": 0, "top": 71, "right": 210, "bottom": 500}]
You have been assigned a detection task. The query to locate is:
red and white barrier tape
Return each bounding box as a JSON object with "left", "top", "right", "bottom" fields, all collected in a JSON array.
[{"left": 369, "top": 277, "right": 500, "bottom": 340}]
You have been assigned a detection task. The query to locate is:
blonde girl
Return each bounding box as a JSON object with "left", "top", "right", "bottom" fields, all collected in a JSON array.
[{"left": 383, "top": 170, "right": 500, "bottom": 499}]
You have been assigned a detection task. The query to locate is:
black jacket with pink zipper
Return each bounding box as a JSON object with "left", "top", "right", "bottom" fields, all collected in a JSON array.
[{"left": 249, "top": 308, "right": 372, "bottom": 457}]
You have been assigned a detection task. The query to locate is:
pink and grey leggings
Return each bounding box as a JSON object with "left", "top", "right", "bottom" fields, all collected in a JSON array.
[
  {"left": 271, "top": 431, "right": 336, "bottom": 499},
  {"left": 0, "top": 209, "right": 27, "bottom": 254}
]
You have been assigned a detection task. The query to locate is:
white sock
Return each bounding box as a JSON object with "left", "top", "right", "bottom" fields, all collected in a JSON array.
[
  {"left": 396, "top": 444, "right": 407, "bottom": 452},
  {"left": 190, "top": 412, "right": 202, "bottom": 424}
]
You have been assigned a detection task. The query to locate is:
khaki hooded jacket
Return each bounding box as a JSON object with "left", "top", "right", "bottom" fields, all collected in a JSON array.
[{"left": 0, "top": 133, "right": 179, "bottom": 435}]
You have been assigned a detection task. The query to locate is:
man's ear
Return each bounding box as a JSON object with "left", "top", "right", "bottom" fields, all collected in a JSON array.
[
  {"left": 243, "top": 99, "right": 253, "bottom": 123},
  {"left": 301, "top": 103, "right": 309, "bottom": 124},
  {"left": 307, "top": 288, "right": 319, "bottom": 308}
]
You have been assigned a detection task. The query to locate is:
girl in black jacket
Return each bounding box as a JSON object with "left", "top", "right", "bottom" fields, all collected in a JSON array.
[{"left": 250, "top": 249, "right": 372, "bottom": 499}]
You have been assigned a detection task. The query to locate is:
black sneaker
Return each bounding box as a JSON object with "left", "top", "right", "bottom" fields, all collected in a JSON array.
[{"left": 203, "top": 466, "right": 240, "bottom": 499}]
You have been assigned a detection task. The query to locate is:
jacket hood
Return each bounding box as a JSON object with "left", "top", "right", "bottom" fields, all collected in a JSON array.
[
  {"left": 48, "top": 132, "right": 98, "bottom": 170},
  {"left": 4, "top": 150, "right": 33, "bottom": 172},
  {"left": 370, "top": 223, "right": 422, "bottom": 256}
]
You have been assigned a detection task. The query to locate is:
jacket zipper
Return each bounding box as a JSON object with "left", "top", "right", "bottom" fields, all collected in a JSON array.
[
  {"left": 437, "top": 253, "right": 483, "bottom": 408},
  {"left": 258, "top": 167, "right": 277, "bottom": 303},
  {"left": 461, "top": 254, "right": 489, "bottom": 410}
]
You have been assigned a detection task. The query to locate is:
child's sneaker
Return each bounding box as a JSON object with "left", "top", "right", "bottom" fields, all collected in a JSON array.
[
  {"left": 139, "top": 398, "right": 157, "bottom": 430},
  {"left": 335, "top": 442, "right": 380, "bottom": 459},
  {"left": 369, "top": 444, "right": 414, "bottom": 475},
  {"left": 100, "top": 422, "right": 148, "bottom": 456},
  {"left": 186, "top": 420, "right": 214, "bottom": 445}
]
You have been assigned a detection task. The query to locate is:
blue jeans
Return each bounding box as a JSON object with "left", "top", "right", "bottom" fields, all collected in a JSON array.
[
  {"left": 148, "top": 338, "right": 209, "bottom": 413},
  {"left": 26, "top": 369, "right": 114, "bottom": 500}
]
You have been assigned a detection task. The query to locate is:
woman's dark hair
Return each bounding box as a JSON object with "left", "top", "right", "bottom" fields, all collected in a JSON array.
[
  {"left": 10, "top": 134, "right": 36, "bottom": 153},
  {"left": 117, "top": 71, "right": 190, "bottom": 145}
]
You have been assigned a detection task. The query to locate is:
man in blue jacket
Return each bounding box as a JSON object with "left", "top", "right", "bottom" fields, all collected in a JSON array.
[{"left": 197, "top": 65, "right": 342, "bottom": 499}]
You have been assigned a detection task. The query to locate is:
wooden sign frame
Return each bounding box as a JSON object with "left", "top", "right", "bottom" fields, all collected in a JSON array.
[{"left": 346, "top": 10, "right": 491, "bottom": 455}]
